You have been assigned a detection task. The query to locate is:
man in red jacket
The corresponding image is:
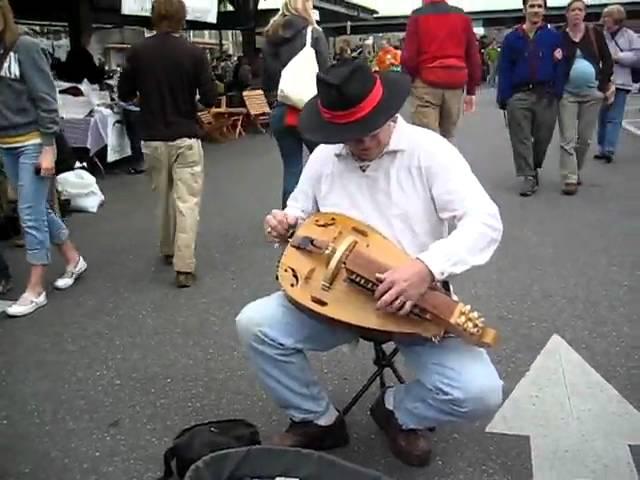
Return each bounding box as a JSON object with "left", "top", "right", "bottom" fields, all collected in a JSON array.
[{"left": 401, "top": 0, "right": 482, "bottom": 140}]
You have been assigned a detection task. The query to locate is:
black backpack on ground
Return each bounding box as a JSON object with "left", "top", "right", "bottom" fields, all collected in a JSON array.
[{"left": 158, "top": 419, "right": 261, "bottom": 480}]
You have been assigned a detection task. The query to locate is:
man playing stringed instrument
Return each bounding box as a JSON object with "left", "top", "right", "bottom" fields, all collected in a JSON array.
[{"left": 236, "top": 60, "right": 504, "bottom": 467}]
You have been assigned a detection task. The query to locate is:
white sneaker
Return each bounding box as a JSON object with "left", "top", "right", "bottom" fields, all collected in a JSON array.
[
  {"left": 53, "top": 256, "right": 88, "bottom": 290},
  {"left": 6, "top": 292, "right": 48, "bottom": 317}
]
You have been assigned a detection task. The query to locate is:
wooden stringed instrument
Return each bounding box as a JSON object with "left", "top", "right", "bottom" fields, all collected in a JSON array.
[{"left": 277, "top": 212, "right": 499, "bottom": 348}]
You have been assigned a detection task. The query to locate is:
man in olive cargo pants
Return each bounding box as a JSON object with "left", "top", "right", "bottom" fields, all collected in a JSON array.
[{"left": 506, "top": 89, "right": 559, "bottom": 193}]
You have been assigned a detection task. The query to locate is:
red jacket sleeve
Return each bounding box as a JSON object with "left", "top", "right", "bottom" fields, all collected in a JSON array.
[
  {"left": 464, "top": 20, "right": 482, "bottom": 95},
  {"left": 401, "top": 15, "right": 419, "bottom": 79}
]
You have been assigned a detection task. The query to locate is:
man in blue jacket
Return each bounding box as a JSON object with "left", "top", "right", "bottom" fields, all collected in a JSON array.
[{"left": 497, "top": 0, "right": 564, "bottom": 197}]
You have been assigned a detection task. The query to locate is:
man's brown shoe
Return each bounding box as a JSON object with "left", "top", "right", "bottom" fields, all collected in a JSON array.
[
  {"left": 176, "top": 272, "right": 194, "bottom": 288},
  {"left": 370, "top": 392, "right": 432, "bottom": 467},
  {"left": 270, "top": 416, "right": 349, "bottom": 451},
  {"left": 562, "top": 182, "right": 578, "bottom": 196}
]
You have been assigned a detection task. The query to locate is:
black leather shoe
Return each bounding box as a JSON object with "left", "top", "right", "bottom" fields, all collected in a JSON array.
[{"left": 270, "top": 416, "right": 349, "bottom": 451}]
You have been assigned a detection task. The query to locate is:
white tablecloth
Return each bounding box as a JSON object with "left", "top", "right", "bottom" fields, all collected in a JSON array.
[
  {"left": 61, "top": 107, "right": 131, "bottom": 163},
  {"left": 88, "top": 107, "right": 131, "bottom": 163}
]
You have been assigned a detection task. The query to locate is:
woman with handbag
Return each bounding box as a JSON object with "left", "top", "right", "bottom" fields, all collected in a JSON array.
[
  {"left": 263, "top": 0, "right": 330, "bottom": 208},
  {"left": 0, "top": 1, "right": 87, "bottom": 317},
  {"left": 557, "top": 0, "right": 613, "bottom": 196},
  {"left": 596, "top": 4, "right": 640, "bottom": 163}
]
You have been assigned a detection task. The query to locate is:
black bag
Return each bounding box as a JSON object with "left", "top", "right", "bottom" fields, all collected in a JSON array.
[
  {"left": 54, "top": 132, "right": 79, "bottom": 175},
  {"left": 158, "top": 419, "right": 261, "bottom": 480}
]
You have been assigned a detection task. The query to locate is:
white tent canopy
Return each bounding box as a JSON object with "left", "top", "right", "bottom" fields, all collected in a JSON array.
[
  {"left": 360, "top": 0, "right": 627, "bottom": 17},
  {"left": 121, "top": 0, "right": 219, "bottom": 23}
]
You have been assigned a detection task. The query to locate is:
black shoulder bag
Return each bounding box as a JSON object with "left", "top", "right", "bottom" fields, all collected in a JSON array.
[{"left": 157, "top": 419, "right": 261, "bottom": 479}]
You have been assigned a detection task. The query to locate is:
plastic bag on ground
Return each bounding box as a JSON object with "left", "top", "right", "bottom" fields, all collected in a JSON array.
[{"left": 56, "top": 169, "right": 104, "bottom": 213}]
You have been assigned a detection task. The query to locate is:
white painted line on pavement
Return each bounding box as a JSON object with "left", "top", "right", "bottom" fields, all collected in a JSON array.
[
  {"left": 486, "top": 334, "right": 640, "bottom": 480},
  {"left": 623, "top": 119, "right": 640, "bottom": 136},
  {"left": 623, "top": 92, "right": 640, "bottom": 136}
]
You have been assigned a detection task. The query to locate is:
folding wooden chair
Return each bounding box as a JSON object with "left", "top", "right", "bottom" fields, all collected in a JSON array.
[
  {"left": 208, "top": 95, "right": 248, "bottom": 139},
  {"left": 242, "top": 89, "right": 271, "bottom": 133},
  {"left": 197, "top": 109, "right": 232, "bottom": 143}
]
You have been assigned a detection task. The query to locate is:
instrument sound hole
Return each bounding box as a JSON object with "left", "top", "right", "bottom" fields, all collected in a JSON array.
[{"left": 285, "top": 267, "right": 300, "bottom": 288}]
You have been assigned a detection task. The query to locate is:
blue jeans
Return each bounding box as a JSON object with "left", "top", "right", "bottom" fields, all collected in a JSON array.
[
  {"left": 0, "top": 144, "right": 69, "bottom": 265},
  {"left": 597, "top": 88, "right": 629, "bottom": 156},
  {"left": 270, "top": 105, "right": 316, "bottom": 208},
  {"left": 236, "top": 292, "right": 503, "bottom": 429}
]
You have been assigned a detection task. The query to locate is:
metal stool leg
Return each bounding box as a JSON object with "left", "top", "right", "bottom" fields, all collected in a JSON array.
[
  {"left": 374, "top": 344, "right": 387, "bottom": 390},
  {"left": 376, "top": 346, "right": 435, "bottom": 432},
  {"left": 389, "top": 361, "right": 405, "bottom": 384},
  {"left": 342, "top": 343, "right": 404, "bottom": 417},
  {"left": 341, "top": 365, "right": 385, "bottom": 416}
]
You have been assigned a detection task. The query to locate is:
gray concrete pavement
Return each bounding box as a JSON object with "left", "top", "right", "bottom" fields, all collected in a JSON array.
[
  {"left": 623, "top": 92, "right": 640, "bottom": 137},
  {"left": 0, "top": 89, "right": 638, "bottom": 480}
]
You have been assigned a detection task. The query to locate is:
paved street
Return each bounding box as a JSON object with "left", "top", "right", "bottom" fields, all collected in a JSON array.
[
  {"left": 623, "top": 92, "right": 640, "bottom": 137},
  {"left": 0, "top": 89, "right": 638, "bottom": 480}
]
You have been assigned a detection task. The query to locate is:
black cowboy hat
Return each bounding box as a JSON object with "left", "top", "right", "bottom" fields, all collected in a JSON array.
[{"left": 299, "top": 59, "right": 411, "bottom": 145}]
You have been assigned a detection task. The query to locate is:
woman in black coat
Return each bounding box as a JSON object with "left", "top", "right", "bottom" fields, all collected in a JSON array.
[{"left": 262, "top": 0, "right": 330, "bottom": 208}]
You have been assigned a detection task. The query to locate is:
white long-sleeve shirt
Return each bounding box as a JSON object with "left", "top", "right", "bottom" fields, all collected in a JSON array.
[{"left": 284, "top": 117, "right": 503, "bottom": 281}]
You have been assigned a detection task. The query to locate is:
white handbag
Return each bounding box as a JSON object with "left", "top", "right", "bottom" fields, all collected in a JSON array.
[{"left": 277, "top": 26, "right": 319, "bottom": 110}]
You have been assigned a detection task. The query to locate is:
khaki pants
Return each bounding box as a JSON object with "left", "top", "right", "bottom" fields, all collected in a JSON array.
[
  {"left": 558, "top": 91, "right": 603, "bottom": 184},
  {"left": 410, "top": 79, "right": 464, "bottom": 139},
  {"left": 143, "top": 138, "right": 204, "bottom": 273}
]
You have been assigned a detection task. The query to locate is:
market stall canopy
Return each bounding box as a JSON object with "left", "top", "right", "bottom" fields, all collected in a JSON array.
[
  {"left": 321, "top": 0, "right": 640, "bottom": 35},
  {"left": 10, "top": 0, "right": 376, "bottom": 30}
]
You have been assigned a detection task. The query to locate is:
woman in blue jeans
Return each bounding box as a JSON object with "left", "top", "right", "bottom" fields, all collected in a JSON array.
[
  {"left": 270, "top": 104, "right": 318, "bottom": 207},
  {"left": 262, "top": 0, "right": 330, "bottom": 207},
  {"left": 596, "top": 5, "right": 640, "bottom": 163},
  {"left": 1, "top": 3, "right": 87, "bottom": 317}
]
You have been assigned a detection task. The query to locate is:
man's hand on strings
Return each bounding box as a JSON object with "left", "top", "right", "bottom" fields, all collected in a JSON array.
[
  {"left": 374, "top": 259, "right": 435, "bottom": 316},
  {"left": 264, "top": 209, "right": 298, "bottom": 244}
]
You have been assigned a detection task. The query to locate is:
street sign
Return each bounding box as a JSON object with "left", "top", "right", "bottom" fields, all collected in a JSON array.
[{"left": 487, "top": 334, "right": 640, "bottom": 479}]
